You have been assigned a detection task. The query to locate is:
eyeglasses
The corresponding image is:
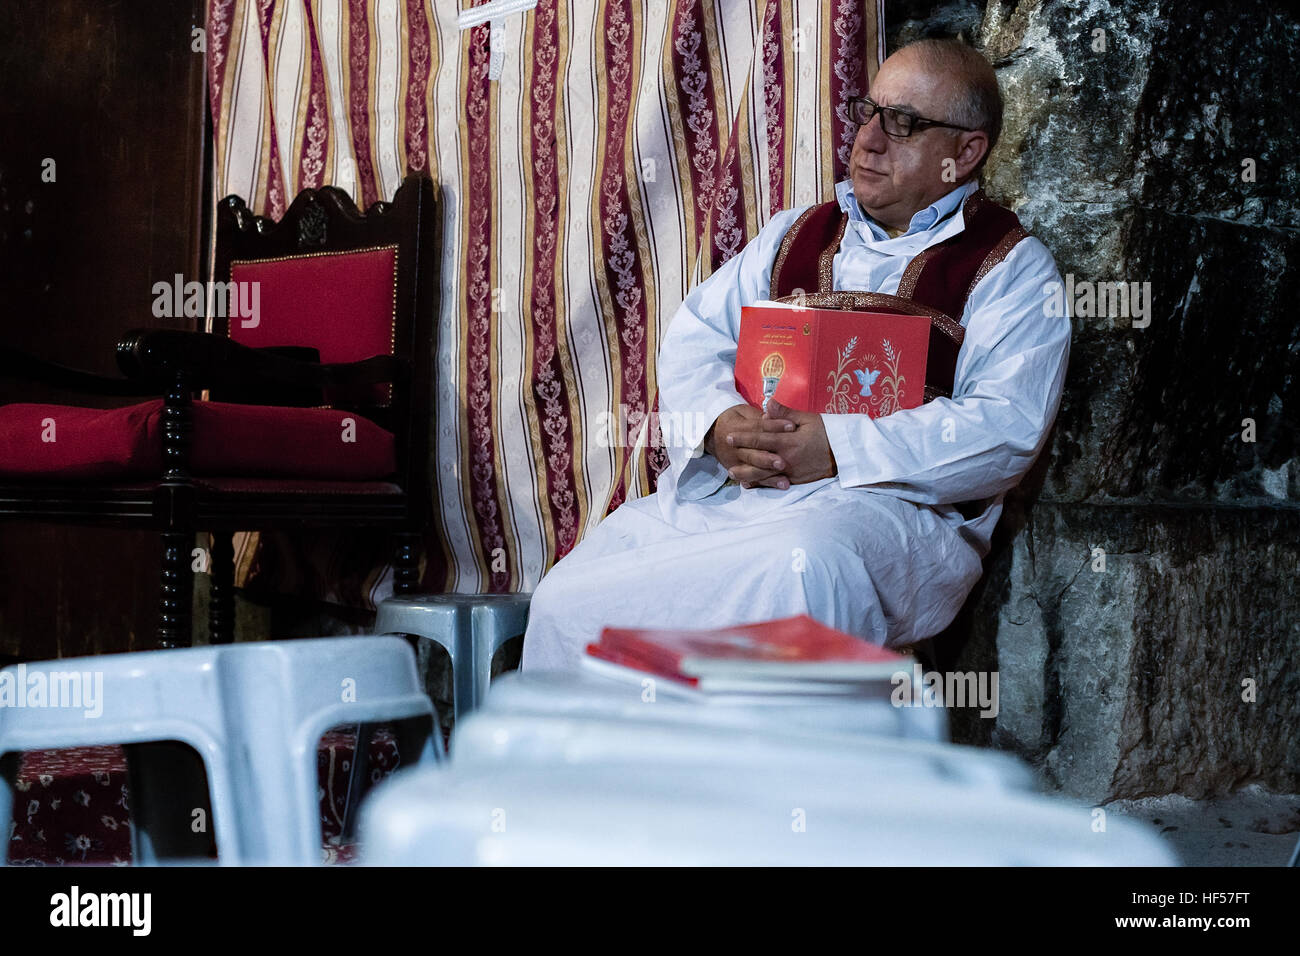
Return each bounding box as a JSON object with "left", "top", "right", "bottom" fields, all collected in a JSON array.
[{"left": 840, "top": 95, "right": 974, "bottom": 138}]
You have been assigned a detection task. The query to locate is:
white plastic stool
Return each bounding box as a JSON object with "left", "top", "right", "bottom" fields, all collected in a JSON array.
[
  {"left": 0, "top": 636, "right": 438, "bottom": 866},
  {"left": 478, "top": 668, "right": 949, "bottom": 741},
  {"left": 373, "top": 593, "right": 531, "bottom": 720},
  {"left": 451, "top": 709, "right": 1034, "bottom": 791},
  {"left": 359, "top": 754, "right": 1179, "bottom": 866}
]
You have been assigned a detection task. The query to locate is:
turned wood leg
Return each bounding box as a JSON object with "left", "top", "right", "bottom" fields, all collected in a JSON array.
[
  {"left": 209, "top": 531, "right": 236, "bottom": 645},
  {"left": 158, "top": 531, "right": 194, "bottom": 649},
  {"left": 392, "top": 531, "right": 421, "bottom": 596}
]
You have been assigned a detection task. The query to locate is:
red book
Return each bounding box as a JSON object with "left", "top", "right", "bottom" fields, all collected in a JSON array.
[
  {"left": 735, "top": 301, "right": 931, "bottom": 416},
  {"left": 585, "top": 615, "right": 908, "bottom": 686}
]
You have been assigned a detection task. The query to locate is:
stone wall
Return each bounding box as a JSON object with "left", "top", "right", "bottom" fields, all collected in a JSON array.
[{"left": 886, "top": 0, "right": 1299, "bottom": 801}]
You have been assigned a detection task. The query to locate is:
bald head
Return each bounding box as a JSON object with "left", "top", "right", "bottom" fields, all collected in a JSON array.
[
  {"left": 895, "top": 39, "right": 1002, "bottom": 163},
  {"left": 847, "top": 38, "right": 1002, "bottom": 230}
]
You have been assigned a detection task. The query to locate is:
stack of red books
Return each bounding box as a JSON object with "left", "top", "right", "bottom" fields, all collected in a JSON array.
[{"left": 584, "top": 615, "right": 908, "bottom": 695}]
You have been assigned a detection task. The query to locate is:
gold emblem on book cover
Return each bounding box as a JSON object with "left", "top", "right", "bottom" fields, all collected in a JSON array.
[{"left": 760, "top": 352, "right": 786, "bottom": 412}]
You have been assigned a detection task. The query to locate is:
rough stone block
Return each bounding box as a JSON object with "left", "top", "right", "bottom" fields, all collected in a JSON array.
[{"left": 950, "top": 500, "right": 1300, "bottom": 803}]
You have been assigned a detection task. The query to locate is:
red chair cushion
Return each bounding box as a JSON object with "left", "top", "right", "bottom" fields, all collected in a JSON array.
[
  {"left": 0, "top": 402, "right": 163, "bottom": 480},
  {"left": 229, "top": 246, "right": 398, "bottom": 406},
  {"left": 0, "top": 400, "right": 396, "bottom": 481}
]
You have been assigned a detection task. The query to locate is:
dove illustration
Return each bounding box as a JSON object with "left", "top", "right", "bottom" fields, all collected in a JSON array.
[{"left": 854, "top": 367, "right": 881, "bottom": 397}]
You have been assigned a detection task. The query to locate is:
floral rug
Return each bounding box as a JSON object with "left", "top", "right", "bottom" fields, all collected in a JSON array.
[{"left": 6, "top": 727, "right": 402, "bottom": 865}]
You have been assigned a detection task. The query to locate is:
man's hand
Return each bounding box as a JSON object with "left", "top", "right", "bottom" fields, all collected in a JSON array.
[
  {"left": 705, "top": 404, "right": 795, "bottom": 486},
  {"left": 724, "top": 399, "right": 837, "bottom": 488},
  {"left": 705, "top": 400, "right": 836, "bottom": 489}
]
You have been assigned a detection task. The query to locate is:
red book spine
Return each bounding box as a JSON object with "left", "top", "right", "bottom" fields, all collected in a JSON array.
[{"left": 584, "top": 641, "right": 700, "bottom": 686}]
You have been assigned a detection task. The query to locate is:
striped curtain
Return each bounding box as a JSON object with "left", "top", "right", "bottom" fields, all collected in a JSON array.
[{"left": 207, "top": 0, "right": 883, "bottom": 605}]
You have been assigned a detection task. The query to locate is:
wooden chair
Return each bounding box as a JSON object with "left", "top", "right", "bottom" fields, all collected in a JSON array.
[{"left": 0, "top": 174, "right": 438, "bottom": 649}]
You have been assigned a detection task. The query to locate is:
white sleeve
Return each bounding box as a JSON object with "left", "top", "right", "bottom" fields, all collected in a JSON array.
[
  {"left": 821, "top": 236, "right": 1071, "bottom": 505},
  {"left": 657, "top": 206, "right": 808, "bottom": 500}
]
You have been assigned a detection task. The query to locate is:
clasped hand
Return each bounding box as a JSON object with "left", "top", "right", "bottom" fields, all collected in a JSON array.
[{"left": 704, "top": 400, "right": 836, "bottom": 489}]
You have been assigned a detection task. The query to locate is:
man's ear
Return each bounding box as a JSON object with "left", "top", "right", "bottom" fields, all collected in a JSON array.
[{"left": 954, "top": 129, "right": 989, "bottom": 179}]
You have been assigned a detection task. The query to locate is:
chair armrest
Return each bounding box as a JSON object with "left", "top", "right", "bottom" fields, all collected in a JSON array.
[
  {"left": 0, "top": 343, "right": 163, "bottom": 396},
  {"left": 115, "top": 329, "right": 410, "bottom": 391}
]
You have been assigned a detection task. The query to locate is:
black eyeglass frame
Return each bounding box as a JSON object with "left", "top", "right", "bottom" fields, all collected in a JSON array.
[{"left": 842, "top": 95, "right": 975, "bottom": 138}]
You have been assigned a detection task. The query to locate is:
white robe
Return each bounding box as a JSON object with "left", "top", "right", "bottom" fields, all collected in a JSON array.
[{"left": 521, "top": 179, "right": 1071, "bottom": 671}]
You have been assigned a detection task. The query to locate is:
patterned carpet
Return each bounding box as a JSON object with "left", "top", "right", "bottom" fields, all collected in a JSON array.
[{"left": 5, "top": 727, "right": 402, "bottom": 865}]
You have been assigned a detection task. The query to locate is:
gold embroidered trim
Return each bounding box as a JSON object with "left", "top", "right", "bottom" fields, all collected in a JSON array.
[
  {"left": 816, "top": 215, "right": 849, "bottom": 292},
  {"left": 774, "top": 290, "right": 965, "bottom": 345},
  {"left": 896, "top": 190, "right": 984, "bottom": 300},
  {"left": 966, "top": 225, "right": 1028, "bottom": 302},
  {"left": 896, "top": 247, "right": 934, "bottom": 299},
  {"left": 769, "top": 204, "right": 822, "bottom": 298}
]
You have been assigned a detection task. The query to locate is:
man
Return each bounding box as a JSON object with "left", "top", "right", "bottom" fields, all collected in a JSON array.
[{"left": 520, "top": 38, "right": 1070, "bottom": 670}]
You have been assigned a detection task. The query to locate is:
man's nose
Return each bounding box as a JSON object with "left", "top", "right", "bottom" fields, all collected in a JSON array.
[{"left": 855, "top": 111, "right": 888, "bottom": 153}]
